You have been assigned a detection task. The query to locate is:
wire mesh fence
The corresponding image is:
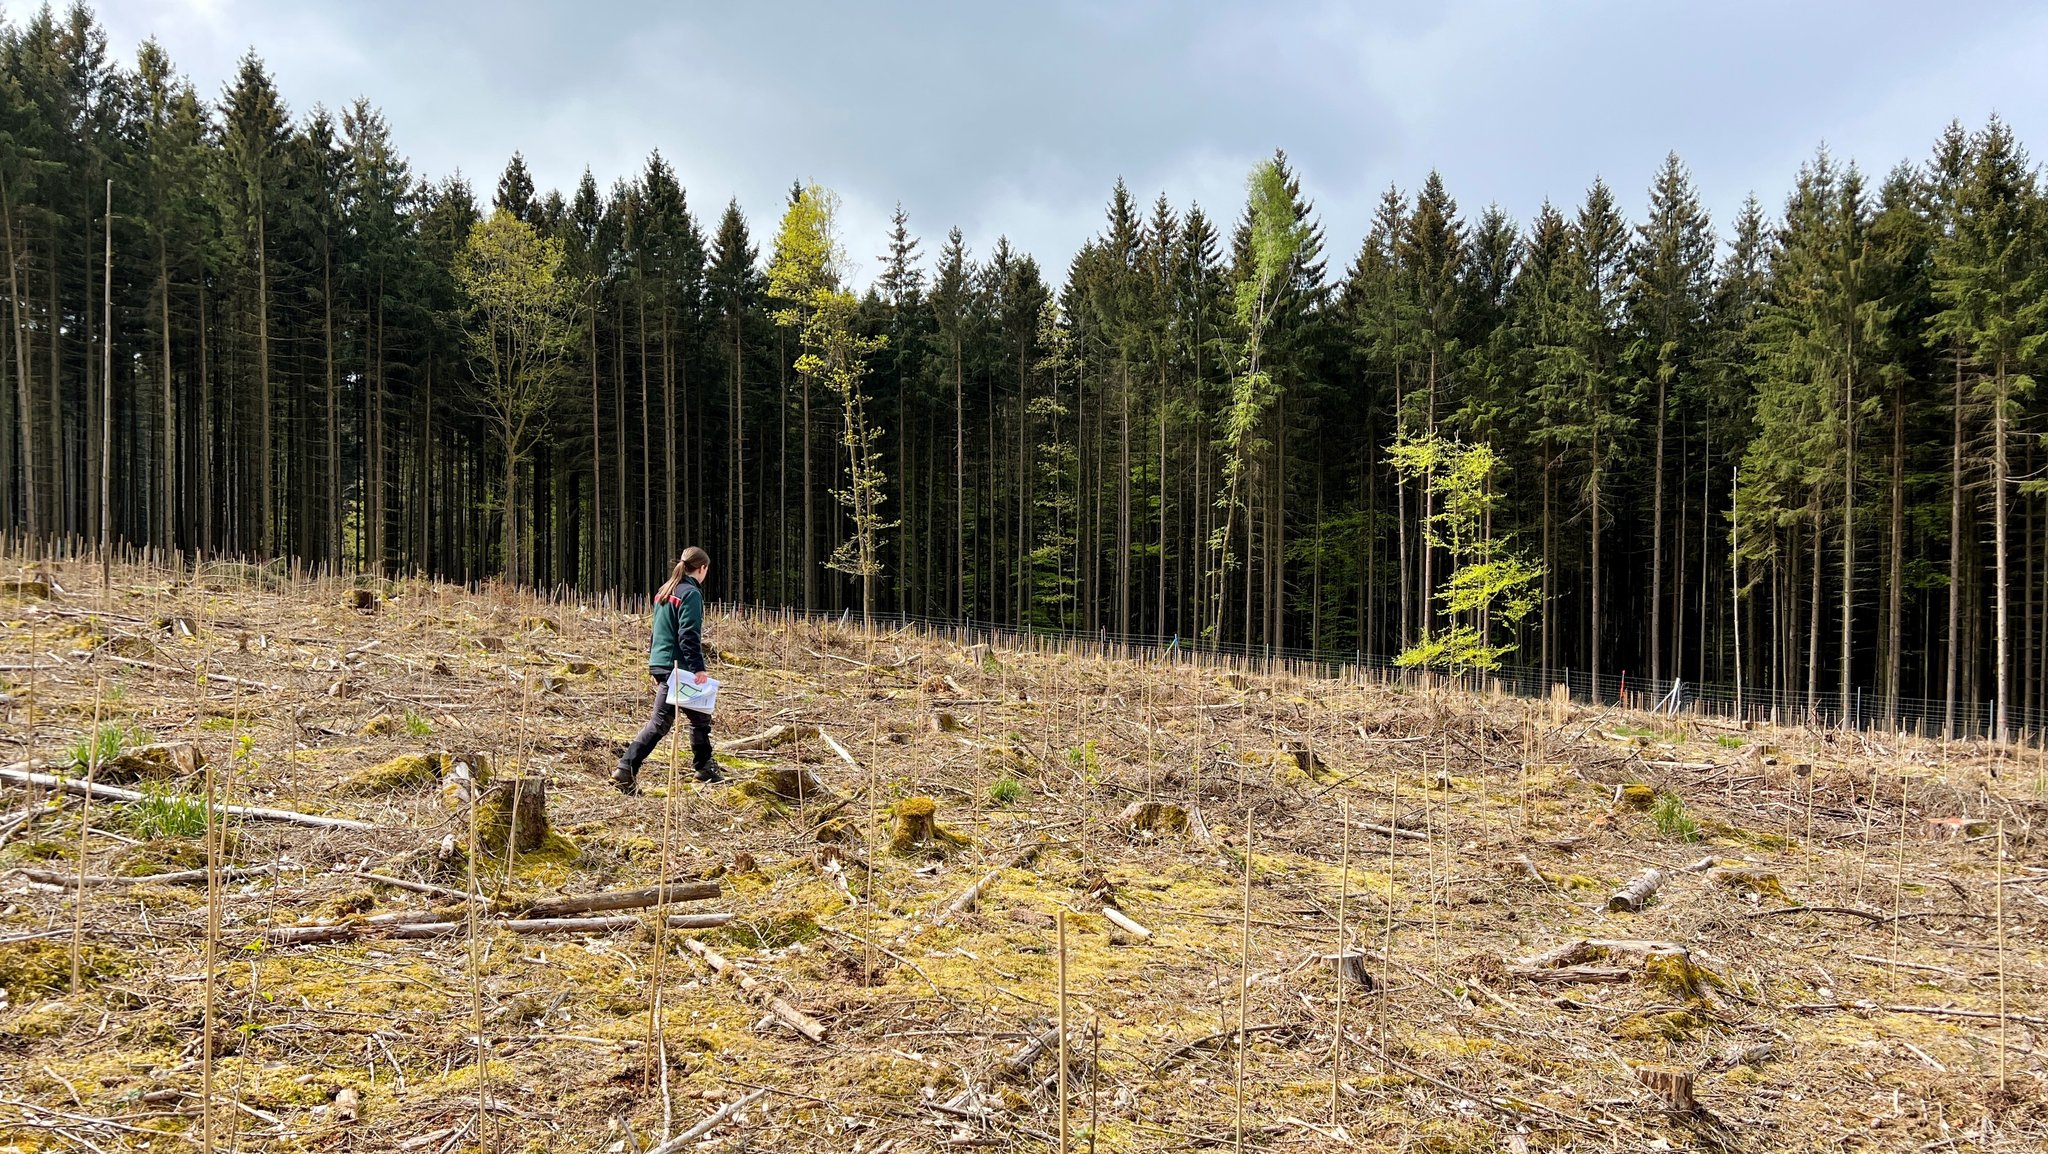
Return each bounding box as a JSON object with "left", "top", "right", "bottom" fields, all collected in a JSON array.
[{"left": 9, "top": 531, "right": 2041, "bottom": 746}]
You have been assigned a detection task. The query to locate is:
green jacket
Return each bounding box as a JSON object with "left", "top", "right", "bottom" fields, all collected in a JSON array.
[{"left": 648, "top": 575, "right": 705, "bottom": 675}]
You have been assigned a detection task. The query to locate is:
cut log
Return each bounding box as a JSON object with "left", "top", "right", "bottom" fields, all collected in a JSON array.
[
  {"left": 264, "top": 909, "right": 465, "bottom": 945},
  {"left": 714, "top": 723, "right": 818, "bottom": 753},
  {"left": 682, "top": 937, "right": 827, "bottom": 1042},
  {"left": 517, "top": 879, "right": 720, "bottom": 919},
  {"left": 1607, "top": 868, "right": 1666, "bottom": 913},
  {"left": 0, "top": 765, "right": 375, "bottom": 832}
]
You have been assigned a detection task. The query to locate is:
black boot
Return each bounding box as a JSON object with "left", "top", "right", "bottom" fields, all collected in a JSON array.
[
  {"left": 695, "top": 763, "right": 725, "bottom": 784},
  {"left": 611, "top": 761, "right": 639, "bottom": 794}
]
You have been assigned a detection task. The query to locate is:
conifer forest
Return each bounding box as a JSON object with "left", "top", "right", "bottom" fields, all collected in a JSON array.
[{"left": 7, "top": 5, "right": 2048, "bottom": 737}]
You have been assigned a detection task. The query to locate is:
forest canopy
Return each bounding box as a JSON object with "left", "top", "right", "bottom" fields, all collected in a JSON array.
[{"left": 2, "top": 5, "right": 2046, "bottom": 737}]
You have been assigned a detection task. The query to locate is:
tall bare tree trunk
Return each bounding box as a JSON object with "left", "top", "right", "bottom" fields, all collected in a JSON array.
[
  {"left": 1994, "top": 360, "right": 2010, "bottom": 741},
  {"left": 1650, "top": 372, "right": 1666, "bottom": 681},
  {"left": 160, "top": 238, "right": 176, "bottom": 553},
  {"left": 322, "top": 242, "right": 337, "bottom": 563},
  {"left": 589, "top": 305, "right": 601, "bottom": 588},
  {"left": 4, "top": 172, "right": 36, "bottom": 541},
  {"left": 1887, "top": 375, "right": 1904, "bottom": 722},
  {"left": 1946, "top": 351, "right": 1964, "bottom": 738},
  {"left": 256, "top": 198, "right": 273, "bottom": 556},
  {"left": 1841, "top": 351, "right": 1856, "bottom": 725}
]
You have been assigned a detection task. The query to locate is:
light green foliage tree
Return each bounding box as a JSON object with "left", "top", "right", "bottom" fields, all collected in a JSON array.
[
  {"left": 454, "top": 209, "right": 583, "bottom": 583},
  {"left": 770, "top": 183, "right": 892, "bottom": 629},
  {"left": 1387, "top": 432, "right": 1542, "bottom": 673},
  {"left": 1209, "top": 157, "right": 1312, "bottom": 636}
]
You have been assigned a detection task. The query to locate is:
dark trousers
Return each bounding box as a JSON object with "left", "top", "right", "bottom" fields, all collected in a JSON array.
[{"left": 621, "top": 671, "right": 713, "bottom": 777}]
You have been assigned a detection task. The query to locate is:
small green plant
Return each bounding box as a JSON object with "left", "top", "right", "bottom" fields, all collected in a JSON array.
[
  {"left": 1066, "top": 740, "right": 1102, "bottom": 784},
  {"left": 402, "top": 709, "right": 433, "bottom": 738},
  {"left": 988, "top": 775, "right": 1024, "bottom": 807},
  {"left": 104, "top": 679, "right": 127, "bottom": 704},
  {"left": 1651, "top": 792, "right": 1701, "bottom": 842},
  {"left": 1714, "top": 735, "right": 1745, "bottom": 749},
  {"left": 120, "top": 783, "right": 211, "bottom": 840},
  {"left": 1611, "top": 723, "right": 1656, "bottom": 739},
  {"left": 68, "top": 724, "right": 132, "bottom": 771}
]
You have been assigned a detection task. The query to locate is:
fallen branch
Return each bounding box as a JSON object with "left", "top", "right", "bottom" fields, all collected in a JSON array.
[
  {"left": 645, "top": 1088, "right": 770, "bottom": 1154},
  {"left": 262, "top": 910, "right": 731, "bottom": 945},
  {"left": 817, "top": 729, "right": 860, "bottom": 769},
  {"left": 0, "top": 766, "right": 375, "bottom": 832},
  {"left": 516, "top": 879, "right": 720, "bottom": 919},
  {"left": 1347, "top": 818, "right": 1428, "bottom": 843},
  {"left": 11, "top": 864, "right": 275, "bottom": 889},
  {"left": 353, "top": 871, "right": 469, "bottom": 902},
  {"left": 682, "top": 938, "right": 828, "bottom": 1042},
  {"left": 1748, "top": 904, "right": 1887, "bottom": 925},
  {"left": 714, "top": 723, "right": 818, "bottom": 753},
  {"left": 932, "top": 842, "right": 1045, "bottom": 928},
  {"left": 1509, "top": 965, "right": 1632, "bottom": 985},
  {"left": 98, "top": 652, "right": 281, "bottom": 691},
  {"left": 1100, "top": 906, "right": 1152, "bottom": 940},
  {"left": 1001, "top": 1024, "right": 1064, "bottom": 1079}
]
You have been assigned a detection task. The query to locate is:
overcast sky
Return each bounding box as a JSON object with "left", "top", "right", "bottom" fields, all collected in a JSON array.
[{"left": 42, "top": 0, "right": 2048, "bottom": 281}]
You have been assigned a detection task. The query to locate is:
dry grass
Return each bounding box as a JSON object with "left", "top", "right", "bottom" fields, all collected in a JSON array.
[{"left": 1, "top": 555, "right": 2044, "bottom": 1152}]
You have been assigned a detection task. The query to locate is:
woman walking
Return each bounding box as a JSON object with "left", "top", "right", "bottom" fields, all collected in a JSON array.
[{"left": 615, "top": 546, "right": 721, "bottom": 792}]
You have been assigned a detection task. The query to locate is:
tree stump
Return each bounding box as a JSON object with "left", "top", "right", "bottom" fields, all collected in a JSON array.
[
  {"left": 478, "top": 777, "right": 549, "bottom": 856},
  {"left": 1634, "top": 1065, "right": 1697, "bottom": 1113},
  {"left": 1114, "top": 800, "right": 1189, "bottom": 840},
  {"left": 889, "top": 796, "right": 970, "bottom": 855}
]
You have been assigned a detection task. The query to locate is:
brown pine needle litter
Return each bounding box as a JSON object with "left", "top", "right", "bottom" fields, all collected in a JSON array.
[{"left": 0, "top": 554, "right": 2042, "bottom": 1151}]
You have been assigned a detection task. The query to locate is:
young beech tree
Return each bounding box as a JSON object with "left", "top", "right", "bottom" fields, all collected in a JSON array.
[
  {"left": 770, "top": 183, "right": 892, "bottom": 629},
  {"left": 1209, "top": 157, "right": 1311, "bottom": 639},
  {"left": 454, "top": 210, "right": 583, "bottom": 584},
  {"left": 1388, "top": 432, "right": 1542, "bottom": 674}
]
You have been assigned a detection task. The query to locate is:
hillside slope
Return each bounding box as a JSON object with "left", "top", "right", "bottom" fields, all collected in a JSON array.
[{"left": 2, "top": 559, "right": 2044, "bottom": 1152}]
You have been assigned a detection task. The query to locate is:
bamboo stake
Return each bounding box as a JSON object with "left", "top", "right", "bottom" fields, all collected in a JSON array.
[
  {"left": 1996, "top": 817, "right": 2008, "bottom": 1093},
  {"left": 1057, "top": 909, "right": 1069, "bottom": 1154},
  {"left": 69, "top": 677, "right": 100, "bottom": 993},
  {"left": 465, "top": 724, "right": 488, "bottom": 1152},
  {"left": 200, "top": 661, "right": 218, "bottom": 1154},
  {"left": 1236, "top": 817, "right": 1253, "bottom": 1154},
  {"left": 1331, "top": 797, "right": 1348, "bottom": 1125}
]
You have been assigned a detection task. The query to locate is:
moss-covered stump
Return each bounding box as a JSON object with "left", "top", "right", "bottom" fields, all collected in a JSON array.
[
  {"left": 99, "top": 740, "right": 204, "bottom": 784},
  {"left": 735, "top": 766, "right": 837, "bottom": 816},
  {"left": 340, "top": 750, "right": 489, "bottom": 796},
  {"left": 0, "top": 576, "right": 52, "bottom": 600},
  {"left": 1114, "top": 800, "right": 1188, "bottom": 840},
  {"left": 889, "top": 796, "right": 971, "bottom": 856},
  {"left": 477, "top": 777, "right": 550, "bottom": 856}
]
